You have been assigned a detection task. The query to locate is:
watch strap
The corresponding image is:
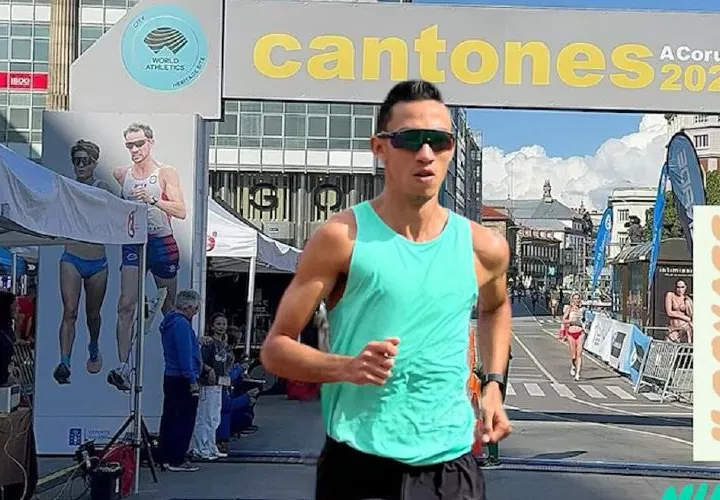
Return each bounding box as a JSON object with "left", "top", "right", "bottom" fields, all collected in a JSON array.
[{"left": 481, "top": 372, "right": 507, "bottom": 389}]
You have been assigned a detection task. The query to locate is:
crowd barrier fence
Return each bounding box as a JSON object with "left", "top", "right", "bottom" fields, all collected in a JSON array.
[{"left": 634, "top": 339, "right": 692, "bottom": 404}]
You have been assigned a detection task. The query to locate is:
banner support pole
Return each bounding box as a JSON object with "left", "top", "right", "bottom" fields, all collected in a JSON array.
[
  {"left": 244, "top": 256, "right": 257, "bottom": 357},
  {"left": 133, "top": 243, "right": 147, "bottom": 495}
]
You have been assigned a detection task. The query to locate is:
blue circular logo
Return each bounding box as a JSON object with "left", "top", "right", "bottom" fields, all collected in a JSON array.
[{"left": 121, "top": 5, "right": 207, "bottom": 92}]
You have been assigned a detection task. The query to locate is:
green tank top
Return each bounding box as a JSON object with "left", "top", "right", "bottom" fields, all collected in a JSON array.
[{"left": 322, "top": 201, "right": 478, "bottom": 466}]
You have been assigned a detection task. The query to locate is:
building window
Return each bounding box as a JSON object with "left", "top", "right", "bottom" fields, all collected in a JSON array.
[
  {"left": 216, "top": 114, "right": 238, "bottom": 136},
  {"left": 618, "top": 209, "right": 629, "bottom": 222},
  {"left": 33, "top": 39, "right": 49, "bottom": 62},
  {"left": 284, "top": 114, "right": 306, "bottom": 138},
  {"left": 308, "top": 116, "right": 328, "bottom": 138},
  {"left": 9, "top": 108, "right": 30, "bottom": 130},
  {"left": 10, "top": 39, "right": 32, "bottom": 61},
  {"left": 694, "top": 134, "right": 709, "bottom": 148},
  {"left": 262, "top": 115, "right": 283, "bottom": 137},
  {"left": 239, "top": 114, "right": 260, "bottom": 137},
  {"left": 694, "top": 115, "right": 708, "bottom": 123}
]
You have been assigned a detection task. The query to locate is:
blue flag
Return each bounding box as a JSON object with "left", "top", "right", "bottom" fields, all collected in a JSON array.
[
  {"left": 647, "top": 164, "right": 668, "bottom": 291},
  {"left": 666, "top": 132, "right": 705, "bottom": 256},
  {"left": 591, "top": 207, "right": 612, "bottom": 292}
]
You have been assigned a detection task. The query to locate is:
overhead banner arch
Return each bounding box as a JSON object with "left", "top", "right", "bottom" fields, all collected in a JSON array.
[{"left": 71, "top": 0, "right": 720, "bottom": 116}]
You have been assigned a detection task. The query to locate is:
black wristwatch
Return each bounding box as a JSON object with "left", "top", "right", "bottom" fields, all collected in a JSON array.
[{"left": 481, "top": 373, "right": 507, "bottom": 392}]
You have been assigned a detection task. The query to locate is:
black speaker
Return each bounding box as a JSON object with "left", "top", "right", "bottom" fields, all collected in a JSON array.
[{"left": 89, "top": 463, "right": 123, "bottom": 500}]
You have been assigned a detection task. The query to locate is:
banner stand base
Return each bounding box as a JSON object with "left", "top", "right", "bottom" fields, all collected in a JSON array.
[{"left": 101, "top": 412, "right": 159, "bottom": 487}]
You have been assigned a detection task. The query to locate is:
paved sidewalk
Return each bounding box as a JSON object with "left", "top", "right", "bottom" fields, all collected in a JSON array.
[{"left": 36, "top": 461, "right": 720, "bottom": 500}]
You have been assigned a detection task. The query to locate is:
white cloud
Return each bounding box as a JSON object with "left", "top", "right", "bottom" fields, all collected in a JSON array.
[{"left": 481, "top": 114, "right": 668, "bottom": 210}]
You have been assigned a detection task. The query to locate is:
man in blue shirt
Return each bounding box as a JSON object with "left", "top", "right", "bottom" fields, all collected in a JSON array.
[{"left": 157, "top": 289, "right": 202, "bottom": 472}]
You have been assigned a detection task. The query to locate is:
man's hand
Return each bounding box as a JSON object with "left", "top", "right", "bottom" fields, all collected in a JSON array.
[
  {"left": 480, "top": 383, "right": 511, "bottom": 444},
  {"left": 342, "top": 338, "right": 400, "bottom": 386},
  {"left": 189, "top": 382, "right": 200, "bottom": 396},
  {"left": 132, "top": 187, "right": 154, "bottom": 204}
]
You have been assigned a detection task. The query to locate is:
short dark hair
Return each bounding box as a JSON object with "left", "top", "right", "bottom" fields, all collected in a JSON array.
[
  {"left": 376, "top": 80, "right": 444, "bottom": 133},
  {"left": 123, "top": 122, "right": 154, "bottom": 140},
  {"left": 71, "top": 139, "right": 101, "bottom": 163}
]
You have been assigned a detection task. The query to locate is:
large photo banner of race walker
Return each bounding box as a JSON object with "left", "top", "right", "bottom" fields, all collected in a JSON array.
[{"left": 35, "top": 112, "right": 208, "bottom": 454}]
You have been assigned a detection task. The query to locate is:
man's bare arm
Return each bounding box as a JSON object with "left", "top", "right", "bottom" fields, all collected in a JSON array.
[
  {"left": 158, "top": 167, "right": 187, "bottom": 219},
  {"left": 112, "top": 167, "right": 125, "bottom": 187},
  {"left": 472, "top": 224, "right": 512, "bottom": 377},
  {"left": 260, "top": 212, "right": 355, "bottom": 383}
]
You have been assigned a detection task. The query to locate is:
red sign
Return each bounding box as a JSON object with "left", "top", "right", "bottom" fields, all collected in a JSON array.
[{"left": 0, "top": 72, "right": 49, "bottom": 91}]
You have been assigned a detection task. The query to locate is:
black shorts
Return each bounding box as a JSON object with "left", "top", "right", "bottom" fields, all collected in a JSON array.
[{"left": 315, "top": 437, "right": 486, "bottom": 500}]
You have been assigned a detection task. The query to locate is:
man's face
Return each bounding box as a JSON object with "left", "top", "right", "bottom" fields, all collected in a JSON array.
[
  {"left": 180, "top": 303, "right": 199, "bottom": 319},
  {"left": 124, "top": 130, "right": 153, "bottom": 164},
  {"left": 371, "top": 100, "right": 454, "bottom": 203},
  {"left": 71, "top": 151, "right": 97, "bottom": 181}
]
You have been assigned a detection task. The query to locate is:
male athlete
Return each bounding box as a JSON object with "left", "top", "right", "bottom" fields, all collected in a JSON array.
[
  {"left": 261, "top": 80, "right": 512, "bottom": 499},
  {"left": 53, "top": 140, "right": 113, "bottom": 385},
  {"left": 107, "top": 122, "right": 187, "bottom": 392}
]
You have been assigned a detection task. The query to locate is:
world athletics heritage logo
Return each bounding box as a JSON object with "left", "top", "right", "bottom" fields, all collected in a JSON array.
[{"left": 121, "top": 5, "right": 208, "bottom": 92}]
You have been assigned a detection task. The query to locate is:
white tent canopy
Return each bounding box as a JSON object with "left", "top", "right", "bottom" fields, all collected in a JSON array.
[
  {"left": 206, "top": 198, "right": 301, "bottom": 354},
  {"left": 207, "top": 198, "right": 300, "bottom": 272},
  {"left": 0, "top": 144, "right": 148, "bottom": 247}
]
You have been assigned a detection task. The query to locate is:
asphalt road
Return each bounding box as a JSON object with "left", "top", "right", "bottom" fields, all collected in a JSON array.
[
  {"left": 500, "top": 300, "right": 697, "bottom": 466},
  {"left": 37, "top": 300, "right": 718, "bottom": 500}
]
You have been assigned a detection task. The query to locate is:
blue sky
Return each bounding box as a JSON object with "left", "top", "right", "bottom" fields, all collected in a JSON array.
[{"left": 417, "top": 0, "right": 720, "bottom": 157}]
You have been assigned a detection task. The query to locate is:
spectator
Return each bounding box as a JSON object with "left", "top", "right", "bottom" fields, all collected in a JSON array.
[
  {"left": 191, "top": 313, "right": 231, "bottom": 460},
  {"left": 15, "top": 285, "right": 34, "bottom": 344},
  {"left": 0, "top": 290, "right": 17, "bottom": 386},
  {"left": 216, "top": 334, "right": 259, "bottom": 449},
  {"left": 158, "top": 289, "right": 202, "bottom": 472}
]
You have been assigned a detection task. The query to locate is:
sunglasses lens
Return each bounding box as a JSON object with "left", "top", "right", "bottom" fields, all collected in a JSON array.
[{"left": 391, "top": 130, "right": 454, "bottom": 152}]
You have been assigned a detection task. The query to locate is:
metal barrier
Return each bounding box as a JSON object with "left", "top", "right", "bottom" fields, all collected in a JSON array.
[
  {"left": 12, "top": 341, "right": 35, "bottom": 397},
  {"left": 664, "top": 344, "right": 693, "bottom": 404},
  {"left": 634, "top": 339, "right": 692, "bottom": 403}
]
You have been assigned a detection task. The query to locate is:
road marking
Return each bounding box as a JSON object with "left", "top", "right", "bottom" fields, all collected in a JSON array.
[
  {"left": 603, "top": 403, "right": 669, "bottom": 407},
  {"left": 525, "top": 383, "right": 545, "bottom": 397},
  {"left": 507, "top": 377, "right": 548, "bottom": 383},
  {"left": 641, "top": 392, "right": 663, "bottom": 401},
  {"left": 506, "top": 383, "right": 516, "bottom": 396},
  {"left": 640, "top": 412, "right": 691, "bottom": 417},
  {"left": 578, "top": 385, "right": 606, "bottom": 399},
  {"left": 512, "top": 332, "right": 557, "bottom": 384},
  {"left": 564, "top": 395, "right": 685, "bottom": 427},
  {"left": 606, "top": 385, "right": 636, "bottom": 400},
  {"left": 504, "top": 404, "right": 692, "bottom": 446},
  {"left": 551, "top": 383, "right": 575, "bottom": 398}
]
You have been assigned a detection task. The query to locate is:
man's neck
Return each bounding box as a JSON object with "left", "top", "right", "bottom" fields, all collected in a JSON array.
[
  {"left": 77, "top": 176, "right": 93, "bottom": 185},
  {"left": 372, "top": 190, "right": 446, "bottom": 242},
  {"left": 132, "top": 157, "right": 155, "bottom": 174}
]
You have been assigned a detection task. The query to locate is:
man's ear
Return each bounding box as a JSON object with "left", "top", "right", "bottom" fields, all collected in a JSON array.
[{"left": 371, "top": 136, "right": 387, "bottom": 165}]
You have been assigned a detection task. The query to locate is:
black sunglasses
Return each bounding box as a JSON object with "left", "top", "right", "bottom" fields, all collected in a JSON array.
[
  {"left": 376, "top": 129, "right": 455, "bottom": 153},
  {"left": 72, "top": 156, "right": 93, "bottom": 166},
  {"left": 125, "top": 139, "right": 147, "bottom": 149}
]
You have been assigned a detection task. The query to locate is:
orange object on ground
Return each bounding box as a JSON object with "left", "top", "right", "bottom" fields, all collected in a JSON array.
[
  {"left": 286, "top": 380, "right": 320, "bottom": 401},
  {"left": 467, "top": 325, "right": 484, "bottom": 457}
]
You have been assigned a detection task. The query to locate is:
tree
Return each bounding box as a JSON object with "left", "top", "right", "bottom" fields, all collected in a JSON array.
[
  {"left": 643, "top": 169, "right": 720, "bottom": 242},
  {"left": 706, "top": 169, "right": 720, "bottom": 204},
  {"left": 644, "top": 191, "right": 684, "bottom": 241}
]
